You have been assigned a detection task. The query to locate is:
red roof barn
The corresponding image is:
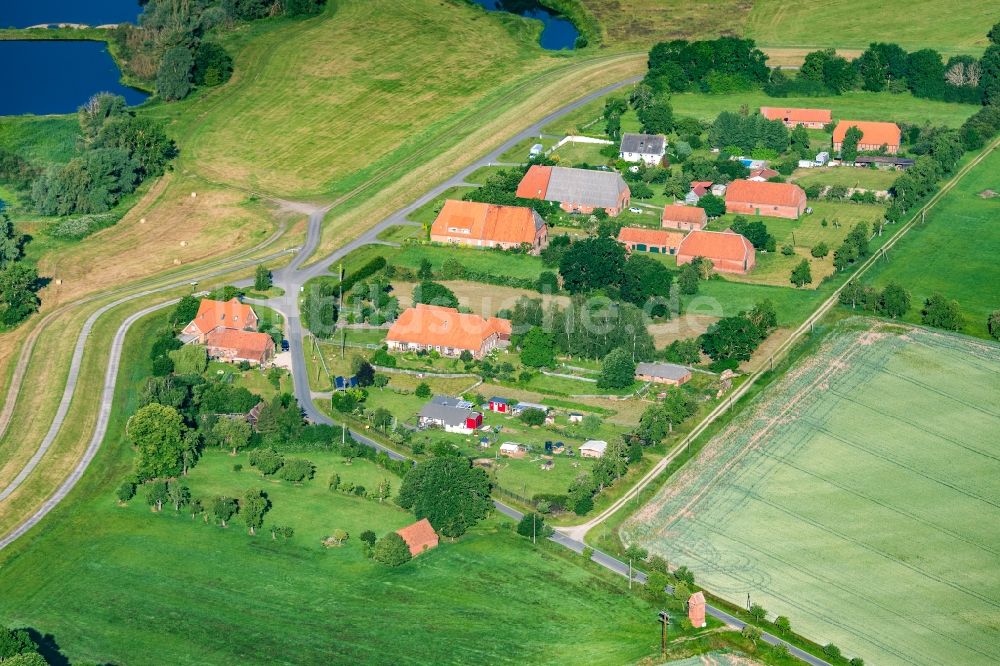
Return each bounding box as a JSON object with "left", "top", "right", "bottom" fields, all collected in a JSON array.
[
  {"left": 833, "top": 120, "right": 901, "bottom": 155},
  {"left": 725, "top": 180, "right": 807, "bottom": 220},
  {"left": 396, "top": 518, "right": 439, "bottom": 556},
  {"left": 760, "top": 106, "right": 832, "bottom": 129},
  {"left": 661, "top": 204, "right": 707, "bottom": 231},
  {"left": 677, "top": 230, "right": 756, "bottom": 274}
]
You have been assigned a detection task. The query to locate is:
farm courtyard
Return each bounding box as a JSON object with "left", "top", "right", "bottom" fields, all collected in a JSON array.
[{"left": 623, "top": 319, "right": 1000, "bottom": 665}]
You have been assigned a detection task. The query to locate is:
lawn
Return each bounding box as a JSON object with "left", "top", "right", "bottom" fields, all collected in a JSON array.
[
  {"left": 0, "top": 304, "right": 697, "bottom": 665},
  {"left": 465, "top": 165, "right": 508, "bottom": 184},
  {"left": 392, "top": 244, "right": 547, "bottom": 281},
  {"left": 682, "top": 277, "right": 821, "bottom": 327},
  {"left": 745, "top": 0, "right": 997, "bottom": 55},
  {"left": 790, "top": 166, "right": 900, "bottom": 192},
  {"left": 497, "top": 136, "right": 559, "bottom": 164},
  {"left": 406, "top": 185, "right": 476, "bottom": 225},
  {"left": 392, "top": 280, "right": 569, "bottom": 317},
  {"left": 0, "top": 115, "right": 79, "bottom": 165},
  {"left": 623, "top": 320, "right": 1000, "bottom": 666},
  {"left": 550, "top": 139, "right": 613, "bottom": 166},
  {"left": 862, "top": 147, "right": 1000, "bottom": 339}
]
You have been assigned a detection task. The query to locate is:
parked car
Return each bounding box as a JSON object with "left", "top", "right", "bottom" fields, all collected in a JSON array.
[
  {"left": 281, "top": 339, "right": 290, "bottom": 352},
  {"left": 628, "top": 206, "right": 642, "bottom": 214}
]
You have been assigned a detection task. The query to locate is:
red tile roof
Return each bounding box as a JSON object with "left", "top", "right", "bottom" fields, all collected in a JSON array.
[
  {"left": 617, "top": 227, "right": 686, "bottom": 248},
  {"left": 832, "top": 120, "right": 901, "bottom": 147},
  {"left": 515, "top": 165, "right": 552, "bottom": 200},
  {"left": 725, "top": 180, "right": 807, "bottom": 208},
  {"left": 187, "top": 298, "right": 256, "bottom": 336},
  {"left": 661, "top": 204, "right": 707, "bottom": 225},
  {"left": 760, "top": 107, "right": 832, "bottom": 124},
  {"left": 396, "top": 518, "right": 439, "bottom": 556},
  {"left": 431, "top": 200, "right": 542, "bottom": 245},
  {"left": 387, "top": 305, "right": 511, "bottom": 352},
  {"left": 678, "top": 230, "right": 754, "bottom": 263},
  {"left": 749, "top": 168, "right": 779, "bottom": 180},
  {"left": 205, "top": 329, "right": 275, "bottom": 360}
]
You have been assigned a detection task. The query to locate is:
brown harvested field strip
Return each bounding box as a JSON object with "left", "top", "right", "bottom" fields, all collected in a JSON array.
[
  {"left": 581, "top": 0, "right": 753, "bottom": 47},
  {"left": 648, "top": 315, "right": 718, "bottom": 348},
  {"left": 392, "top": 280, "right": 570, "bottom": 317}
]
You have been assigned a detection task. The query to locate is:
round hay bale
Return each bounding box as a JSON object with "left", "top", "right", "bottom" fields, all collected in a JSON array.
[
  {"left": 191, "top": 191, "right": 197, "bottom": 198},
  {"left": 140, "top": 217, "right": 146, "bottom": 224},
  {"left": 180, "top": 240, "right": 188, "bottom": 247},
  {"left": 173, "top": 258, "right": 181, "bottom": 265},
  {"left": 55, "top": 279, "right": 62, "bottom": 286}
]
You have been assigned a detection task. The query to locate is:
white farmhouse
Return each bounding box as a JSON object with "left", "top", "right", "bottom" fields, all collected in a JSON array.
[{"left": 619, "top": 133, "right": 667, "bottom": 166}]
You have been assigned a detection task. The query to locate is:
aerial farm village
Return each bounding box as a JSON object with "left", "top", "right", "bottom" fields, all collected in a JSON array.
[{"left": 0, "top": 1, "right": 998, "bottom": 665}]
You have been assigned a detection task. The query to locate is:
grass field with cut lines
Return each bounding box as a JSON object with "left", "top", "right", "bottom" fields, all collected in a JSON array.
[{"left": 624, "top": 319, "right": 1000, "bottom": 665}]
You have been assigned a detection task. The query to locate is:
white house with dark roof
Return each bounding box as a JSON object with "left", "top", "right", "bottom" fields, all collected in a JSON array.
[{"left": 619, "top": 133, "right": 667, "bottom": 166}]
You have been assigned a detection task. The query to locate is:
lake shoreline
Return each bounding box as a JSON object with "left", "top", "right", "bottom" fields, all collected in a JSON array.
[{"left": 0, "top": 27, "right": 154, "bottom": 105}]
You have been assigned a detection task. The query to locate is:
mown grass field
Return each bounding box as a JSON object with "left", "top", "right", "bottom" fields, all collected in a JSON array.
[
  {"left": 545, "top": 90, "right": 978, "bottom": 137},
  {"left": 790, "top": 166, "right": 899, "bottom": 191},
  {"left": 862, "top": 146, "right": 1000, "bottom": 339},
  {"left": 173, "top": 0, "right": 575, "bottom": 197},
  {"left": 623, "top": 320, "right": 1000, "bottom": 666},
  {"left": 0, "top": 309, "right": 686, "bottom": 665},
  {"left": 744, "top": 0, "right": 997, "bottom": 55}
]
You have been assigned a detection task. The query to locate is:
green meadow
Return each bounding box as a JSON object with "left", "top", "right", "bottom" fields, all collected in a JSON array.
[{"left": 862, "top": 147, "right": 1000, "bottom": 338}]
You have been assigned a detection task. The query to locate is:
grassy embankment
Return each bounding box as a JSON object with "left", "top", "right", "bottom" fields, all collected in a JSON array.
[{"left": 0, "top": 309, "right": 712, "bottom": 665}]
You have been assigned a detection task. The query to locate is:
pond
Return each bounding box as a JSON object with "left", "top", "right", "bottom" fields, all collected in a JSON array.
[
  {"left": 1, "top": 0, "right": 141, "bottom": 28},
  {"left": 0, "top": 41, "right": 148, "bottom": 116},
  {"left": 469, "top": 0, "right": 580, "bottom": 50}
]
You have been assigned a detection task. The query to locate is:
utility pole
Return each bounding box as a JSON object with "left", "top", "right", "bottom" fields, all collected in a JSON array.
[
  {"left": 532, "top": 513, "right": 536, "bottom": 545},
  {"left": 342, "top": 422, "right": 346, "bottom": 445},
  {"left": 658, "top": 611, "right": 669, "bottom": 657},
  {"left": 628, "top": 558, "right": 633, "bottom": 590}
]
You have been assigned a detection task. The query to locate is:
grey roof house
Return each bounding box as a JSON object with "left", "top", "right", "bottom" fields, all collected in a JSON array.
[
  {"left": 635, "top": 362, "right": 692, "bottom": 386},
  {"left": 517, "top": 165, "right": 631, "bottom": 216},
  {"left": 619, "top": 133, "right": 667, "bottom": 166}
]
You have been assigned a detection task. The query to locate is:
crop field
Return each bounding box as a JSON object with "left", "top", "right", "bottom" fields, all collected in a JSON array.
[
  {"left": 580, "top": 0, "right": 752, "bottom": 47},
  {"left": 744, "top": 0, "right": 997, "bottom": 55},
  {"left": 623, "top": 320, "right": 1000, "bottom": 665},
  {"left": 862, "top": 146, "right": 1000, "bottom": 339}
]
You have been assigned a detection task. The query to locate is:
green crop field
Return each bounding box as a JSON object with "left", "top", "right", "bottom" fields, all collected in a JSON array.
[
  {"left": 790, "top": 166, "right": 900, "bottom": 191},
  {"left": 0, "top": 309, "right": 688, "bottom": 665},
  {"left": 862, "top": 147, "right": 1000, "bottom": 339},
  {"left": 744, "top": 0, "right": 997, "bottom": 55},
  {"left": 623, "top": 320, "right": 1000, "bottom": 665}
]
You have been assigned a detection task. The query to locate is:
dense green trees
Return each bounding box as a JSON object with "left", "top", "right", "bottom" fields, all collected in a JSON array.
[
  {"left": 0, "top": 626, "right": 38, "bottom": 660},
  {"left": 920, "top": 294, "right": 962, "bottom": 330},
  {"left": 157, "top": 46, "right": 195, "bottom": 101},
  {"left": 696, "top": 193, "right": 725, "bottom": 218},
  {"left": 193, "top": 42, "right": 234, "bottom": 86},
  {"left": 254, "top": 264, "right": 272, "bottom": 291},
  {"left": 729, "top": 217, "right": 775, "bottom": 251},
  {"left": 558, "top": 236, "right": 626, "bottom": 294},
  {"left": 31, "top": 96, "right": 175, "bottom": 218},
  {"left": 397, "top": 457, "right": 491, "bottom": 538},
  {"left": 644, "top": 37, "right": 769, "bottom": 94},
  {"left": 597, "top": 348, "right": 636, "bottom": 389},
  {"left": 637, "top": 101, "right": 674, "bottom": 134},
  {"left": 127, "top": 403, "right": 188, "bottom": 480},
  {"left": 708, "top": 111, "right": 789, "bottom": 154},
  {"left": 412, "top": 281, "right": 458, "bottom": 308},
  {"left": 700, "top": 301, "right": 777, "bottom": 366},
  {"left": 839, "top": 125, "right": 864, "bottom": 161},
  {"left": 620, "top": 255, "right": 673, "bottom": 316},
  {"left": 0, "top": 261, "right": 40, "bottom": 328},
  {"left": 373, "top": 532, "right": 412, "bottom": 566},
  {"left": 790, "top": 259, "right": 812, "bottom": 288},
  {"left": 240, "top": 489, "right": 271, "bottom": 535},
  {"left": 520, "top": 326, "right": 556, "bottom": 367}
]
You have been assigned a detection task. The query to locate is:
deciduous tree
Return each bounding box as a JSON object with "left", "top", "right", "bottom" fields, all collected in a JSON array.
[
  {"left": 127, "top": 403, "right": 188, "bottom": 480},
  {"left": 373, "top": 532, "right": 411, "bottom": 566},
  {"left": 240, "top": 489, "right": 270, "bottom": 535},
  {"left": 396, "top": 457, "right": 491, "bottom": 537}
]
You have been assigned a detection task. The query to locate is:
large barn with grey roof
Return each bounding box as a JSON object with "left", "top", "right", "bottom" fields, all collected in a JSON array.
[{"left": 516, "top": 165, "right": 631, "bottom": 216}]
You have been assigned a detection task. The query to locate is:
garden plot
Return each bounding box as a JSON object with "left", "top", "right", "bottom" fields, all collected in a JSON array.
[{"left": 624, "top": 320, "right": 1000, "bottom": 665}]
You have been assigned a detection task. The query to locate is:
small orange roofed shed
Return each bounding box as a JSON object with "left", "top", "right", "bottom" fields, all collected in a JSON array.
[
  {"left": 396, "top": 518, "right": 439, "bottom": 556},
  {"left": 661, "top": 204, "right": 707, "bottom": 229},
  {"left": 515, "top": 164, "right": 552, "bottom": 200}
]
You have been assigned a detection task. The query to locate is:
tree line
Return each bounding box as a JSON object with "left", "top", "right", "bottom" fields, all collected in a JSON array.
[{"left": 0, "top": 211, "right": 40, "bottom": 328}]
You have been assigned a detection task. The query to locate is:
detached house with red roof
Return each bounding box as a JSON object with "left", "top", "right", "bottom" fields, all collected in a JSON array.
[
  {"left": 430, "top": 199, "right": 548, "bottom": 254},
  {"left": 516, "top": 165, "right": 630, "bottom": 216},
  {"left": 182, "top": 298, "right": 275, "bottom": 366},
  {"left": 661, "top": 204, "right": 707, "bottom": 231},
  {"left": 677, "top": 230, "right": 756, "bottom": 275},
  {"left": 386, "top": 305, "right": 511, "bottom": 359},
  {"left": 182, "top": 298, "right": 259, "bottom": 343},
  {"left": 833, "top": 120, "right": 901, "bottom": 155},
  {"left": 617, "top": 227, "right": 686, "bottom": 255},
  {"left": 725, "top": 180, "right": 807, "bottom": 220},
  {"left": 760, "top": 106, "right": 832, "bottom": 129}
]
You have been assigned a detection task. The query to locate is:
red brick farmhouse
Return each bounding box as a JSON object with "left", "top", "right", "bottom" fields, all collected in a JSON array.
[
  {"left": 677, "top": 230, "right": 756, "bottom": 275},
  {"left": 661, "top": 204, "right": 707, "bottom": 231},
  {"left": 617, "top": 227, "right": 686, "bottom": 255},
  {"left": 725, "top": 180, "right": 807, "bottom": 220},
  {"left": 833, "top": 120, "right": 901, "bottom": 155},
  {"left": 430, "top": 199, "right": 548, "bottom": 254},
  {"left": 760, "top": 106, "right": 832, "bottom": 129},
  {"left": 516, "top": 165, "right": 630, "bottom": 216}
]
